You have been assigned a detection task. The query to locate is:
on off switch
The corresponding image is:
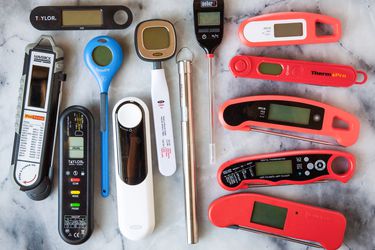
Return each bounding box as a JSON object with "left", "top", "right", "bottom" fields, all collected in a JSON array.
[{"left": 234, "top": 59, "right": 247, "bottom": 73}]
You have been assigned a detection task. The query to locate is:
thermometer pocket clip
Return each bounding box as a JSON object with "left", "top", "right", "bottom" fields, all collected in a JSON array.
[
  {"left": 218, "top": 149, "right": 356, "bottom": 191},
  {"left": 219, "top": 95, "right": 360, "bottom": 147}
]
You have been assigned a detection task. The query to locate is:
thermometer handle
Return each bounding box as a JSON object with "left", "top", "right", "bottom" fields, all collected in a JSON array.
[
  {"left": 151, "top": 69, "right": 177, "bottom": 176},
  {"left": 100, "top": 93, "right": 109, "bottom": 197}
]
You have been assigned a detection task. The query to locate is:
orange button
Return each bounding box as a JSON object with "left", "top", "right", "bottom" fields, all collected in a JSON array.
[
  {"left": 234, "top": 60, "right": 247, "bottom": 72},
  {"left": 70, "top": 178, "right": 80, "bottom": 183}
]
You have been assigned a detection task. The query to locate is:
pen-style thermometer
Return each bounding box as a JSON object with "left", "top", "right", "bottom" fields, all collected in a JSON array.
[
  {"left": 239, "top": 12, "right": 341, "bottom": 47},
  {"left": 209, "top": 193, "right": 346, "bottom": 250},
  {"left": 230, "top": 55, "right": 367, "bottom": 87},
  {"left": 218, "top": 149, "right": 355, "bottom": 191},
  {"left": 194, "top": 0, "right": 224, "bottom": 164},
  {"left": 135, "top": 19, "right": 177, "bottom": 176},
  {"left": 84, "top": 36, "right": 123, "bottom": 197},
  {"left": 219, "top": 95, "right": 360, "bottom": 147}
]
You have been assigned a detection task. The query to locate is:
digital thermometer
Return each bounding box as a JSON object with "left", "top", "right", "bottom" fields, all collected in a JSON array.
[
  {"left": 218, "top": 149, "right": 355, "bottom": 191},
  {"left": 230, "top": 55, "right": 367, "bottom": 87},
  {"left": 11, "top": 36, "right": 66, "bottom": 200},
  {"left": 135, "top": 19, "right": 177, "bottom": 176},
  {"left": 84, "top": 36, "right": 123, "bottom": 197},
  {"left": 113, "top": 97, "right": 155, "bottom": 240},
  {"left": 30, "top": 5, "right": 133, "bottom": 30},
  {"left": 219, "top": 95, "right": 360, "bottom": 147},
  {"left": 58, "top": 106, "right": 94, "bottom": 244},
  {"left": 209, "top": 193, "right": 346, "bottom": 250},
  {"left": 193, "top": 0, "right": 224, "bottom": 164},
  {"left": 239, "top": 12, "right": 341, "bottom": 46}
]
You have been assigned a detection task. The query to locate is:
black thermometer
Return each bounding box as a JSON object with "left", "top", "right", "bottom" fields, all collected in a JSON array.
[
  {"left": 58, "top": 106, "right": 94, "bottom": 244},
  {"left": 193, "top": 0, "right": 224, "bottom": 164},
  {"left": 30, "top": 5, "right": 133, "bottom": 30}
]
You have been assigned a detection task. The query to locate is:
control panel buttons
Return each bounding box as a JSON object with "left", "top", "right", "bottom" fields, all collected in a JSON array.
[
  {"left": 70, "top": 177, "right": 80, "bottom": 183},
  {"left": 70, "top": 202, "right": 81, "bottom": 208},
  {"left": 304, "top": 157, "right": 309, "bottom": 162},
  {"left": 307, "top": 163, "right": 314, "bottom": 170},
  {"left": 71, "top": 190, "right": 81, "bottom": 195},
  {"left": 315, "top": 160, "right": 326, "bottom": 171},
  {"left": 305, "top": 170, "right": 310, "bottom": 176}
]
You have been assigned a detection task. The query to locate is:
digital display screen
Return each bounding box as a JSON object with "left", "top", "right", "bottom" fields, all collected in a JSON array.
[
  {"left": 251, "top": 202, "right": 288, "bottom": 229},
  {"left": 92, "top": 46, "right": 113, "bottom": 66},
  {"left": 198, "top": 12, "right": 221, "bottom": 26},
  {"left": 255, "top": 160, "right": 293, "bottom": 176},
  {"left": 259, "top": 62, "right": 283, "bottom": 75},
  {"left": 69, "top": 137, "right": 84, "bottom": 159},
  {"left": 62, "top": 10, "right": 103, "bottom": 27},
  {"left": 143, "top": 27, "right": 170, "bottom": 50},
  {"left": 274, "top": 23, "right": 303, "bottom": 37},
  {"left": 28, "top": 65, "right": 49, "bottom": 108},
  {"left": 268, "top": 104, "right": 311, "bottom": 125}
]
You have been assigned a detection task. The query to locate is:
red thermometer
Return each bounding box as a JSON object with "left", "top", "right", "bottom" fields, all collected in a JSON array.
[
  {"left": 218, "top": 149, "right": 355, "bottom": 191},
  {"left": 230, "top": 55, "right": 367, "bottom": 87},
  {"left": 219, "top": 95, "right": 360, "bottom": 147},
  {"left": 239, "top": 12, "right": 341, "bottom": 47},
  {"left": 209, "top": 193, "right": 346, "bottom": 250}
]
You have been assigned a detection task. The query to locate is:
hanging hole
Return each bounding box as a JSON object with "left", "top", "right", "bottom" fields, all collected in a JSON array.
[
  {"left": 315, "top": 22, "right": 334, "bottom": 36},
  {"left": 331, "top": 157, "right": 350, "bottom": 175},
  {"left": 355, "top": 71, "right": 368, "bottom": 84},
  {"left": 332, "top": 117, "right": 349, "bottom": 130},
  {"left": 113, "top": 10, "right": 128, "bottom": 25}
]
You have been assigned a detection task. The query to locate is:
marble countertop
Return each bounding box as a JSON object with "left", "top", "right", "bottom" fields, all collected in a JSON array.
[{"left": 1, "top": 0, "right": 375, "bottom": 249}]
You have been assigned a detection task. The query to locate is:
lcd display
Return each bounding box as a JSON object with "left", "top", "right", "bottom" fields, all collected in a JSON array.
[
  {"left": 69, "top": 137, "right": 84, "bottom": 159},
  {"left": 268, "top": 104, "right": 311, "bottom": 125},
  {"left": 92, "top": 46, "right": 113, "bottom": 66},
  {"left": 62, "top": 10, "right": 103, "bottom": 27},
  {"left": 255, "top": 160, "right": 293, "bottom": 176},
  {"left": 28, "top": 65, "right": 49, "bottom": 108},
  {"left": 274, "top": 23, "right": 303, "bottom": 37},
  {"left": 251, "top": 202, "right": 288, "bottom": 229},
  {"left": 259, "top": 62, "right": 283, "bottom": 75},
  {"left": 143, "top": 27, "right": 170, "bottom": 50},
  {"left": 198, "top": 12, "right": 221, "bottom": 26}
]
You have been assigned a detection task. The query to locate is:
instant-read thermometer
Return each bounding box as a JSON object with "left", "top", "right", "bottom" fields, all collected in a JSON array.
[
  {"left": 30, "top": 5, "right": 133, "bottom": 30},
  {"left": 113, "top": 97, "right": 155, "bottom": 240},
  {"left": 230, "top": 55, "right": 367, "bottom": 87},
  {"left": 218, "top": 149, "right": 355, "bottom": 191},
  {"left": 239, "top": 12, "right": 341, "bottom": 46},
  {"left": 84, "top": 36, "right": 123, "bottom": 197},
  {"left": 58, "top": 106, "right": 94, "bottom": 244},
  {"left": 135, "top": 19, "right": 177, "bottom": 176},
  {"left": 194, "top": 0, "right": 224, "bottom": 164},
  {"left": 209, "top": 193, "right": 346, "bottom": 250},
  {"left": 11, "top": 36, "right": 66, "bottom": 200},
  {"left": 219, "top": 95, "right": 360, "bottom": 147}
]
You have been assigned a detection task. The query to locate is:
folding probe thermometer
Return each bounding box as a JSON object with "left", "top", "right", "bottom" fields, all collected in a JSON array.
[
  {"left": 209, "top": 193, "right": 346, "bottom": 250},
  {"left": 239, "top": 12, "right": 341, "bottom": 46},
  {"left": 218, "top": 149, "right": 355, "bottom": 191},
  {"left": 84, "top": 36, "right": 123, "bottom": 197},
  {"left": 194, "top": 0, "right": 224, "bottom": 164},
  {"left": 230, "top": 55, "right": 367, "bottom": 87},
  {"left": 219, "top": 95, "right": 360, "bottom": 147}
]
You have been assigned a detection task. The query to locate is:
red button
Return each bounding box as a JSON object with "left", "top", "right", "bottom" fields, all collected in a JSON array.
[
  {"left": 70, "top": 178, "right": 80, "bottom": 183},
  {"left": 234, "top": 60, "right": 247, "bottom": 72}
]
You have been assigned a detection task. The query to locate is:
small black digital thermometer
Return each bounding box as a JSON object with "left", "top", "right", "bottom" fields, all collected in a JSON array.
[{"left": 58, "top": 106, "right": 94, "bottom": 244}]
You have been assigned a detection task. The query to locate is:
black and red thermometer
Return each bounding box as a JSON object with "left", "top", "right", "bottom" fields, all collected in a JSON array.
[
  {"left": 194, "top": 0, "right": 224, "bottom": 164},
  {"left": 209, "top": 193, "right": 346, "bottom": 250},
  {"left": 218, "top": 149, "right": 355, "bottom": 191},
  {"left": 230, "top": 55, "right": 367, "bottom": 87}
]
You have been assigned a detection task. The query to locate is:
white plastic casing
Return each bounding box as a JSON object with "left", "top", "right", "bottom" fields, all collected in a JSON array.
[
  {"left": 112, "top": 97, "right": 155, "bottom": 240},
  {"left": 243, "top": 19, "right": 307, "bottom": 42}
]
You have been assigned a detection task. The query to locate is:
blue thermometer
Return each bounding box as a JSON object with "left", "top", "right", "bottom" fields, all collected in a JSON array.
[{"left": 84, "top": 36, "right": 123, "bottom": 197}]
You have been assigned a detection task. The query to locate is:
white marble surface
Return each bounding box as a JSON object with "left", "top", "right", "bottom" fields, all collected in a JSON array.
[{"left": 1, "top": 0, "right": 375, "bottom": 249}]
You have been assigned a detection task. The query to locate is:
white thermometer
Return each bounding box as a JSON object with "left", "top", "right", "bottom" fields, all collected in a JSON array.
[{"left": 113, "top": 97, "right": 155, "bottom": 240}]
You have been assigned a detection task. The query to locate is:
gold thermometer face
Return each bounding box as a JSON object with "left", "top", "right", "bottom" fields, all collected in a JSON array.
[{"left": 135, "top": 20, "right": 176, "bottom": 61}]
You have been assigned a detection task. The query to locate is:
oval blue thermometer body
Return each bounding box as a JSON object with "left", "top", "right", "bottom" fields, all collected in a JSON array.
[
  {"left": 84, "top": 36, "right": 123, "bottom": 92},
  {"left": 84, "top": 36, "right": 123, "bottom": 197}
]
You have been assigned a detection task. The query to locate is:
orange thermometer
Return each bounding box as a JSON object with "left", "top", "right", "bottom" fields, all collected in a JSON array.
[
  {"left": 239, "top": 12, "right": 341, "bottom": 47},
  {"left": 218, "top": 149, "right": 355, "bottom": 191},
  {"left": 230, "top": 55, "right": 367, "bottom": 87},
  {"left": 219, "top": 95, "right": 360, "bottom": 147},
  {"left": 209, "top": 193, "right": 346, "bottom": 250}
]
